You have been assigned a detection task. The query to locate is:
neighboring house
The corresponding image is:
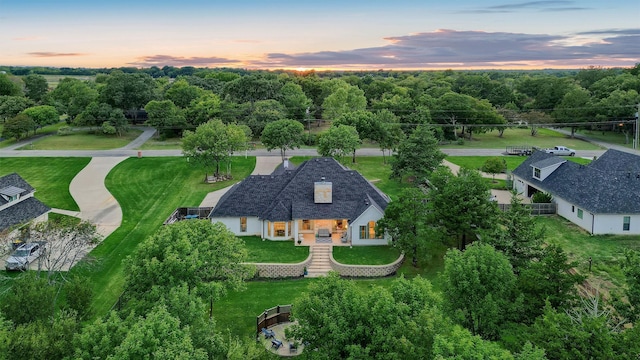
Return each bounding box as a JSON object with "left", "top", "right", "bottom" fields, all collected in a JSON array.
[
  {"left": 0, "top": 173, "right": 51, "bottom": 233},
  {"left": 512, "top": 149, "right": 640, "bottom": 235},
  {"left": 209, "top": 157, "right": 391, "bottom": 245}
]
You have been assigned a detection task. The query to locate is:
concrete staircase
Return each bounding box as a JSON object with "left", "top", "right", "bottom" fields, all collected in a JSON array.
[{"left": 306, "top": 245, "right": 333, "bottom": 277}]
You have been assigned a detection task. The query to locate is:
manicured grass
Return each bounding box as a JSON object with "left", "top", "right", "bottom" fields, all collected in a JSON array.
[
  {"left": 76, "top": 156, "right": 256, "bottom": 317},
  {"left": 289, "top": 156, "right": 410, "bottom": 201},
  {"left": 138, "top": 137, "right": 182, "bottom": 150},
  {"left": 242, "top": 236, "right": 309, "bottom": 263},
  {"left": 0, "top": 157, "right": 90, "bottom": 211},
  {"left": 214, "top": 279, "right": 315, "bottom": 338},
  {"left": 332, "top": 245, "right": 401, "bottom": 265},
  {"left": 440, "top": 128, "right": 603, "bottom": 150},
  {"left": 573, "top": 128, "right": 634, "bottom": 148},
  {"left": 539, "top": 215, "right": 640, "bottom": 288},
  {"left": 20, "top": 129, "right": 142, "bottom": 150}
]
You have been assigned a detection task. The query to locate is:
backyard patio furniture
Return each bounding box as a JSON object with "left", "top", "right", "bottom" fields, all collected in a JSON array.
[
  {"left": 289, "top": 342, "right": 297, "bottom": 353},
  {"left": 261, "top": 327, "right": 275, "bottom": 339},
  {"left": 317, "top": 228, "right": 331, "bottom": 238},
  {"left": 271, "top": 339, "right": 283, "bottom": 349}
]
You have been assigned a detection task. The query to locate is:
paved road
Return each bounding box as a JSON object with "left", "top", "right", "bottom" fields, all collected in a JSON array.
[{"left": 0, "top": 146, "right": 610, "bottom": 158}]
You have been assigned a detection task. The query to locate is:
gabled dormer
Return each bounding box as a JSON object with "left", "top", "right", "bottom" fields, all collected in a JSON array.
[
  {"left": 0, "top": 186, "right": 25, "bottom": 204},
  {"left": 531, "top": 157, "right": 566, "bottom": 181}
]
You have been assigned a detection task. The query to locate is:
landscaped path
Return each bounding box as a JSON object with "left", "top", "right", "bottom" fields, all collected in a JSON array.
[{"left": 59, "top": 157, "right": 128, "bottom": 238}]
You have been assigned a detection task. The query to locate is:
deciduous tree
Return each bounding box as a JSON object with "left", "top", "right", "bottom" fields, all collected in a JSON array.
[
  {"left": 317, "top": 124, "right": 360, "bottom": 163},
  {"left": 377, "top": 187, "right": 431, "bottom": 267},
  {"left": 390, "top": 124, "right": 445, "bottom": 182},
  {"left": 260, "top": 119, "right": 304, "bottom": 161},
  {"left": 428, "top": 166, "right": 498, "bottom": 250},
  {"left": 442, "top": 243, "right": 521, "bottom": 339},
  {"left": 23, "top": 74, "right": 49, "bottom": 103}
]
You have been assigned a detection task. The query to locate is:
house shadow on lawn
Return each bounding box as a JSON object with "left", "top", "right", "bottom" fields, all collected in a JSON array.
[{"left": 259, "top": 321, "right": 305, "bottom": 357}]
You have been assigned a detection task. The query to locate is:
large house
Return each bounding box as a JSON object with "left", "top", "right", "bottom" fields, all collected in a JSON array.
[
  {"left": 209, "top": 157, "right": 390, "bottom": 245},
  {"left": 512, "top": 149, "right": 640, "bottom": 235},
  {"left": 0, "top": 173, "right": 51, "bottom": 233}
]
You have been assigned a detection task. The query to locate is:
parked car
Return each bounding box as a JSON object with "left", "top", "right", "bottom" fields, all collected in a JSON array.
[
  {"left": 5, "top": 242, "right": 47, "bottom": 271},
  {"left": 544, "top": 146, "right": 576, "bottom": 156}
]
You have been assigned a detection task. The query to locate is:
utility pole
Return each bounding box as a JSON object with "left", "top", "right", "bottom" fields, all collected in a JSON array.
[{"left": 635, "top": 103, "right": 639, "bottom": 150}]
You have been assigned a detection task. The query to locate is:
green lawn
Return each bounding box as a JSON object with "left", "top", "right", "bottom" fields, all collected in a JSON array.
[
  {"left": 572, "top": 128, "right": 635, "bottom": 149},
  {"left": 440, "top": 128, "right": 603, "bottom": 150},
  {"left": 76, "top": 156, "right": 256, "bottom": 317},
  {"left": 539, "top": 216, "right": 640, "bottom": 288},
  {"left": 446, "top": 155, "right": 592, "bottom": 173},
  {"left": 332, "top": 245, "right": 401, "bottom": 265},
  {"left": 0, "top": 157, "right": 90, "bottom": 211},
  {"left": 20, "top": 129, "right": 142, "bottom": 150},
  {"left": 138, "top": 137, "right": 182, "bottom": 150},
  {"left": 242, "top": 236, "right": 309, "bottom": 263}
]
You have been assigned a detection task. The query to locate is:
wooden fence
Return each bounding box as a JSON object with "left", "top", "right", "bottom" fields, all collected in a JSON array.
[
  {"left": 497, "top": 203, "right": 556, "bottom": 215},
  {"left": 256, "top": 304, "right": 292, "bottom": 336}
]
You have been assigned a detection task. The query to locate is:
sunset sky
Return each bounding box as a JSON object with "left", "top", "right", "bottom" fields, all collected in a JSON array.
[{"left": 1, "top": 0, "right": 638, "bottom": 70}]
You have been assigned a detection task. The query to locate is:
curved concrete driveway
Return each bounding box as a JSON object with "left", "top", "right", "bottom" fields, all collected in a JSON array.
[{"left": 68, "top": 157, "right": 128, "bottom": 238}]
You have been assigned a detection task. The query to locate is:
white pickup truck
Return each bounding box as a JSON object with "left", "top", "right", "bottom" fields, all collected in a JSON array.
[
  {"left": 5, "top": 242, "right": 47, "bottom": 271},
  {"left": 544, "top": 146, "right": 576, "bottom": 156}
]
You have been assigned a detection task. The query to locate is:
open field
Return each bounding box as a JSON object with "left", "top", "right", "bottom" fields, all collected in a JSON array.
[
  {"left": 41, "top": 74, "right": 95, "bottom": 88},
  {"left": 20, "top": 129, "right": 142, "bottom": 150},
  {"left": 440, "top": 128, "right": 603, "bottom": 150},
  {"left": 0, "top": 157, "right": 90, "bottom": 211}
]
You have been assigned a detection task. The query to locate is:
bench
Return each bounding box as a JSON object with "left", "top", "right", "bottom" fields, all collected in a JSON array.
[
  {"left": 271, "top": 339, "right": 283, "bottom": 349},
  {"left": 317, "top": 228, "right": 331, "bottom": 238}
]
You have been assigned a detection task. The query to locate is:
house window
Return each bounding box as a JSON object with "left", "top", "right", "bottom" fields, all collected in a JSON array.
[
  {"left": 577, "top": 209, "right": 583, "bottom": 219},
  {"left": 359, "top": 226, "right": 369, "bottom": 239},
  {"left": 240, "top": 217, "right": 247, "bottom": 232},
  {"left": 267, "top": 221, "right": 271, "bottom": 237},
  {"left": 359, "top": 221, "right": 381, "bottom": 240},
  {"left": 623, "top": 216, "right": 630, "bottom": 231},
  {"left": 301, "top": 219, "right": 312, "bottom": 230},
  {"left": 274, "top": 222, "right": 286, "bottom": 237},
  {"left": 288, "top": 221, "right": 292, "bottom": 237},
  {"left": 533, "top": 168, "right": 541, "bottom": 179},
  {"left": 571, "top": 205, "right": 575, "bottom": 213}
]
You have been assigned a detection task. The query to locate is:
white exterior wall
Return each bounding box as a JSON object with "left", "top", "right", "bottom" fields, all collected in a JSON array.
[
  {"left": 350, "top": 205, "right": 388, "bottom": 246},
  {"left": 513, "top": 177, "right": 526, "bottom": 195},
  {"left": 592, "top": 214, "right": 640, "bottom": 235},
  {"left": 211, "top": 216, "right": 262, "bottom": 236},
  {"left": 554, "top": 196, "right": 595, "bottom": 233},
  {"left": 536, "top": 162, "right": 564, "bottom": 181}
]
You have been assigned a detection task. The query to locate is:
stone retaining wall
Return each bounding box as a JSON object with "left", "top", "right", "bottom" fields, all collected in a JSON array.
[
  {"left": 248, "top": 252, "right": 313, "bottom": 279},
  {"left": 329, "top": 252, "right": 405, "bottom": 277}
]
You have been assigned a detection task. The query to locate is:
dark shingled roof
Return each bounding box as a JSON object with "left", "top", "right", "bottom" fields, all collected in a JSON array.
[
  {"left": 0, "top": 173, "right": 35, "bottom": 207},
  {"left": 0, "top": 173, "right": 51, "bottom": 232},
  {"left": 210, "top": 157, "right": 390, "bottom": 221},
  {"left": 513, "top": 149, "right": 640, "bottom": 214},
  {"left": 531, "top": 157, "right": 566, "bottom": 169}
]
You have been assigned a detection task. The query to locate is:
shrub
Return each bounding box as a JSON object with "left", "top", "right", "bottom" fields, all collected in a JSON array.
[
  {"left": 532, "top": 192, "right": 552, "bottom": 203},
  {"left": 57, "top": 126, "right": 73, "bottom": 136},
  {"left": 456, "top": 137, "right": 465, "bottom": 145}
]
